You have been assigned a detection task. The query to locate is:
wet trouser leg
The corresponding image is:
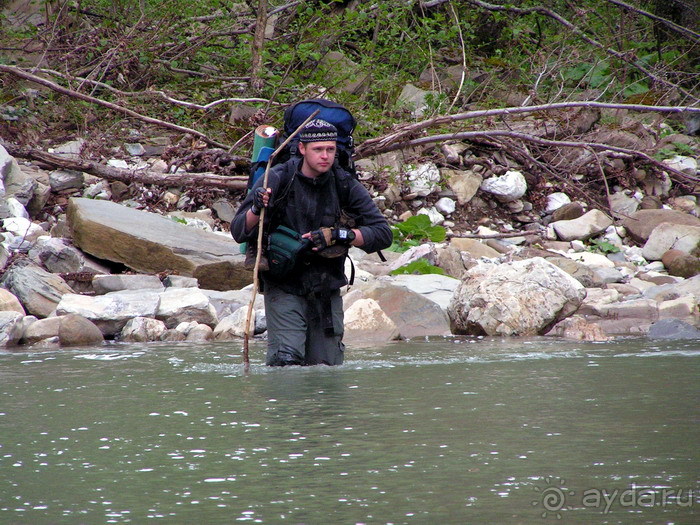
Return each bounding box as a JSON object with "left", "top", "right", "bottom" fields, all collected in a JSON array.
[{"left": 264, "top": 284, "right": 345, "bottom": 366}]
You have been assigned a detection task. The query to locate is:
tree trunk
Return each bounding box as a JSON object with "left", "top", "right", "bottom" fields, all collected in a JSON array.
[{"left": 249, "top": 0, "right": 268, "bottom": 93}]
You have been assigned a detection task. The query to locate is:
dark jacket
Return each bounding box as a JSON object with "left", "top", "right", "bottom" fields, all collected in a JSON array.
[{"left": 231, "top": 158, "right": 392, "bottom": 296}]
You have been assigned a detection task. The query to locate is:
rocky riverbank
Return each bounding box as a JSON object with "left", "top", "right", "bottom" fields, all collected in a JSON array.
[{"left": 0, "top": 136, "right": 699, "bottom": 351}]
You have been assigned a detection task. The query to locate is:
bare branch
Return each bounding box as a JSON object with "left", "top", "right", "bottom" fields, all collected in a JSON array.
[
  {"left": 28, "top": 67, "right": 271, "bottom": 110},
  {"left": 1, "top": 142, "right": 248, "bottom": 191},
  {"left": 461, "top": 0, "right": 700, "bottom": 103},
  {"left": 0, "top": 64, "right": 230, "bottom": 149},
  {"left": 604, "top": 0, "right": 700, "bottom": 43}
]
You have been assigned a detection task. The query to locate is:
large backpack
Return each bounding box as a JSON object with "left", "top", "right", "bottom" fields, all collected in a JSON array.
[
  {"left": 246, "top": 98, "right": 357, "bottom": 191},
  {"left": 274, "top": 98, "right": 357, "bottom": 176}
]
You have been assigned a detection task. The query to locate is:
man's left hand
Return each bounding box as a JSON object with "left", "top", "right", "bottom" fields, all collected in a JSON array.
[{"left": 308, "top": 227, "right": 355, "bottom": 250}]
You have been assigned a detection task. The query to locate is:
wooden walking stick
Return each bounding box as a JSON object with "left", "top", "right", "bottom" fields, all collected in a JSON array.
[{"left": 242, "top": 109, "right": 320, "bottom": 372}]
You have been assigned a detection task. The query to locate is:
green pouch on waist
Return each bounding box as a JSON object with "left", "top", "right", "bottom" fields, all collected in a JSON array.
[{"left": 267, "top": 225, "right": 311, "bottom": 278}]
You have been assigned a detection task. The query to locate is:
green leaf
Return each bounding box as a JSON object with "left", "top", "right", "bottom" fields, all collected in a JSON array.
[
  {"left": 390, "top": 259, "right": 446, "bottom": 276},
  {"left": 623, "top": 82, "right": 649, "bottom": 97}
]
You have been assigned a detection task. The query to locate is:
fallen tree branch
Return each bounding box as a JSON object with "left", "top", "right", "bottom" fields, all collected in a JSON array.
[
  {"left": 27, "top": 67, "right": 271, "bottom": 110},
  {"left": 0, "top": 64, "right": 230, "bottom": 149},
  {"left": 412, "top": 129, "right": 700, "bottom": 184},
  {"left": 356, "top": 100, "right": 700, "bottom": 158},
  {"left": 1, "top": 142, "right": 248, "bottom": 191},
  {"left": 356, "top": 101, "right": 700, "bottom": 159}
]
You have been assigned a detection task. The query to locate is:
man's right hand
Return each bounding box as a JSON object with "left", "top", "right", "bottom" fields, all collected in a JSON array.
[{"left": 251, "top": 187, "right": 272, "bottom": 215}]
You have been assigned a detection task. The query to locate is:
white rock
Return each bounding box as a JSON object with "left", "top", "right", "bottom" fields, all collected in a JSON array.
[
  {"left": 56, "top": 291, "right": 161, "bottom": 337},
  {"left": 663, "top": 155, "right": 697, "bottom": 175},
  {"left": 644, "top": 261, "right": 666, "bottom": 273},
  {"left": 5, "top": 197, "right": 28, "bottom": 218},
  {"left": 389, "top": 274, "right": 461, "bottom": 310},
  {"left": 642, "top": 222, "right": 700, "bottom": 261},
  {"left": 156, "top": 288, "right": 218, "bottom": 328},
  {"left": 480, "top": 170, "right": 527, "bottom": 202},
  {"left": 83, "top": 181, "right": 112, "bottom": 200},
  {"left": 435, "top": 197, "right": 456, "bottom": 215},
  {"left": 2, "top": 217, "right": 45, "bottom": 242},
  {"left": 121, "top": 317, "right": 168, "bottom": 342},
  {"left": 418, "top": 207, "right": 445, "bottom": 225},
  {"left": 107, "top": 158, "right": 129, "bottom": 169},
  {"left": 545, "top": 192, "right": 571, "bottom": 213},
  {"left": 213, "top": 307, "right": 252, "bottom": 340},
  {"left": 563, "top": 251, "right": 616, "bottom": 268},
  {"left": 343, "top": 298, "right": 399, "bottom": 343},
  {"left": 124, "top": 143, "right": 146, "bottom": 156},
  {"left": 49, "top": 169, "right": 83, "bottom": 191},
  {"left": 406, "top": 162, "right": 441, "bottom": 197},
  {"left": 622, "top": 245, "right": 647, "bottom": 265},
  {"left": 551, "top": 209, "right": 613, "bottom": 241},
  {"left": 448, "top": 258, "right": 586, "bottom": 336}
]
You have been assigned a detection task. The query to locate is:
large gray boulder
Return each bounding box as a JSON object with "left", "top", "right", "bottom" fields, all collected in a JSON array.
[
  {"left": 343, "top": 298, "right": 400, "bottom": 345},
  {"left": 345, "top": 281, "right": 452, "bottom": 339},
  {"left": 551, "top": 209, "right": 613, "bottom": 242},
  {"left": 648, "top": 318, "right": 700, "bottom": 340},
  {"left": 642, "top": 223, "right": 700, "bottom": 261},
  {"left": 389, "top": 274, "right": 461, "bottom": 310},
  {"left": 448, "top": 257, "right": 586, "bottom": 336},
  {"left": 67, "top": 197, "right": 250, "bottom": 291},
  {"left": 27, "top": 237, "right": 84, "bottom": 274},
  {"left": 622, "top": 209, "right": 700, "bottom": 244},
  {"left": 120, "top": 317, "right": 168, "bottom": 342},
  {"left": 0, "top": 259, "right": 75, "bottom": 318},
  {"left": 58, "top": 314, "right": 105, "bottom": 346},
  {"left": 56, "top": 290, "right": 161, "bottom": 337},
  {"left": 0, "top": 311, "right": 24, "bottom": 347},
  {"left": 155, "top": 288, "right": 218, "bottom": 328},
  {"left": 0, "top": 145, "right": 37, "bottom": 206}
]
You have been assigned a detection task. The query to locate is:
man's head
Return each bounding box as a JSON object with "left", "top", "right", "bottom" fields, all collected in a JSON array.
[{"left": 298, "top": 119, "right": 337, "bottom": 178}]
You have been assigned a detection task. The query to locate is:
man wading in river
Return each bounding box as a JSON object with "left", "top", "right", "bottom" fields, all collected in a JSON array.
[{"left": 231, "top": 119, "right": 392, "bottom": 366}]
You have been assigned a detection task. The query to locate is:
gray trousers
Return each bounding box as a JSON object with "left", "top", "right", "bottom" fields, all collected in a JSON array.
[{"left": 263, "top": 283, "right": 345, "bottom": 366}]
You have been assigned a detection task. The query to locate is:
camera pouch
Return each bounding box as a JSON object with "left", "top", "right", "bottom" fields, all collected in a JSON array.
[{"left": 266, "top": 225, "right": 310, "bottom": 278}]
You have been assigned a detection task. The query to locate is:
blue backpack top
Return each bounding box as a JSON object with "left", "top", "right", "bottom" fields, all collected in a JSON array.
[{"left": 276, "top": 98, "right": 357, "bottom": 176}]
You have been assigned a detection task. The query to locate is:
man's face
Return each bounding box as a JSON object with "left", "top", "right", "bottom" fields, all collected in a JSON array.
[{"left": 299, "top": 141, "right": 336, "bottom": 177}]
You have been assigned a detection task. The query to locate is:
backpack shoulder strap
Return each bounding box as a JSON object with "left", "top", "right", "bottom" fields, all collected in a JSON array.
[
  {"left": 267, "top": 158, "right": 299, "bottom": 226},
  {"left": 333, "top": 167, "right": 353, "bottom": 206}
]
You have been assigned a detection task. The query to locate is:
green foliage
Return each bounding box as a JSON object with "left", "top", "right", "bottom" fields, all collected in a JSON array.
[
  {"left": 2, "top": 0, "right": 697, "bottom": 155},
  {"left": 390, "top": 259, "right": 446, "bottom": 276},
  {"left": 654, "top": 142, "right": 697, "bottom": 161},
  {"left": 390, "top": 215, "right": 446, "bottom": 253},
  {"left": 563, "top": 61, "right": 612, "bottom": 89},
  {"left": 587, "top": 238, "right": 620, "bottom": 255}
]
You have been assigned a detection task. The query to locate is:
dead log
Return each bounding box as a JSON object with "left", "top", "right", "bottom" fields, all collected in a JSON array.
[
  {"left": 2, "top": 143, "right": 249, "bottom": 191},
  {"left": 355, "top": 101, "right": 700, "bottom": 159}
]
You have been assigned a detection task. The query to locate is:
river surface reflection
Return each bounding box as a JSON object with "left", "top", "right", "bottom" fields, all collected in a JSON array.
[{"left": 0, "top": 336, "right": 697, "bottom": 524}]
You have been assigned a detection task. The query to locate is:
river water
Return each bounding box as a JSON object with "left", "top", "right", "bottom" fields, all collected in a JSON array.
[{"left": 0, "top": 336, "right": 697, "bottom": 524}]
